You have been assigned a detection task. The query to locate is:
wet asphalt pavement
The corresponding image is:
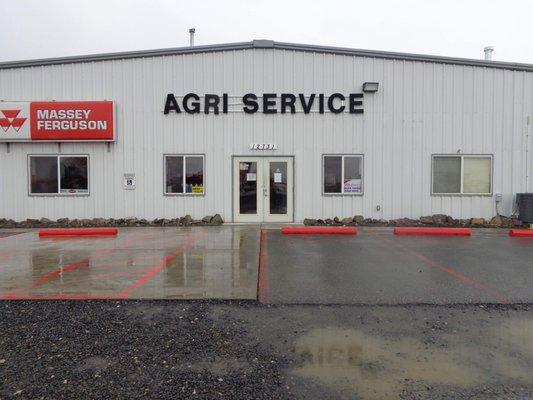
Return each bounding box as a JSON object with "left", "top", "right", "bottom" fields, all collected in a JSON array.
[
  {"left": 260, "top": 228, "right": 533, "bottom": 304},
  {"left": 1, "top": 301, "right": 532, "bottom": 399}
]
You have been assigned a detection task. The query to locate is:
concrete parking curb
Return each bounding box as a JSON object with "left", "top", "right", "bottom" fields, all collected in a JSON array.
[
  {"left": 509, "top": 229, "right": 533, "bottom": 237},
  {"left": 39, "top": 228, "right": 118, "bottom": 237}
]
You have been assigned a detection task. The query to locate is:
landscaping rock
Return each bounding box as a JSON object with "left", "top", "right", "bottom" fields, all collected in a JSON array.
[
  {"left": 390, "top": 218, "right": 419, "bottom": 226},
  {"left": 0, "top": 219, "right": 16, "bottom": 228},
  {"left": 432, "top": 214, "right": 448, "bottom": 225},
  {"left": 420, "top": 216, "right": 433, "bottom": 224},
  {"left": 446, "top": 215, "right": 456, "bottom": 225},
  {"left": 340, "top": 217, "right": 352, "bottom": 225},
  {"left": 92, "top": 218, "right": 107, "bottom": 227},
  {"left": 39, "top": 218, "right": 53, "bottom": 226},
  {"left": 303, "top": 218, "right": 317, "bottom": 226},
  {"left": 210, "top": 214, "right": 224, "bottom": 225},
  {"left": 470, "top": 217, "right": 486, "bottom": 226},
  {"left": 202, "top": 216, "right": 212, "bottom": 223},
  {"left": 180, "top": 215, "right": 193, "bottom": 226},
  {"left": 489, "top": 215, "right": 502, "bottom": 226},
  {"left": 353, "top": 215, "right": 364, "bottom": 225}
]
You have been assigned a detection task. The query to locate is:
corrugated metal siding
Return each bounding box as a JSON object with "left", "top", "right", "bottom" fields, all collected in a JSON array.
[{"left": 1, "top": 48, "right": 532, "bottom": 221}]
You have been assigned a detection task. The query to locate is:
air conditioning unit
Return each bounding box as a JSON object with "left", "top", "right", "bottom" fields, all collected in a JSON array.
[{"left": 516, "top": 193, "right": 533, "bottom": 223}]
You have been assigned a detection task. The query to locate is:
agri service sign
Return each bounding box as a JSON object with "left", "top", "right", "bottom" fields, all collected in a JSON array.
[{"left": 0, "top": 101, "right": 115, "bottom": 142}]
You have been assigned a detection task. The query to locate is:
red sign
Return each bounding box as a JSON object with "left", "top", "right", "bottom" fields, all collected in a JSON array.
[{"left": 0, "top": 101, "right": 115, "bottom": 142}]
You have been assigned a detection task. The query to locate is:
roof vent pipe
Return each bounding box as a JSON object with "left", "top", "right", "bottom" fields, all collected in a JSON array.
[
  {"left": 189, "top": 28, "right": 195, "bottom": 47},
  {"left": 484, "top": 46, "right": 494, "bottom": 61}
]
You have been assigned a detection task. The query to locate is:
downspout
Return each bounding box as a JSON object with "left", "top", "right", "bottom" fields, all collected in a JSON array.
[{"left": 527, "top": 115, "right": 531, "bottom": 192}]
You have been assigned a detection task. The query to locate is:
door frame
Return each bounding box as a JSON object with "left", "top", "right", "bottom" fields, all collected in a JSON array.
[{"left": 232, "top": 155, "right": 295, "bottom": 223}]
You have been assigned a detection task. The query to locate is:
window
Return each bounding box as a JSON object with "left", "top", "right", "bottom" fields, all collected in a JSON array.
[
  {"left": 29, "top": 155, "right": 89, "bottom": 195},
  {"left": 432, "top": 155, "right": 492, "bottom": 195},
  {"left": 323, "top": 155, "right": 363, "bottom": 195},
  {"left": 165, "top": 155, "right": 204, "bottom": 195}
]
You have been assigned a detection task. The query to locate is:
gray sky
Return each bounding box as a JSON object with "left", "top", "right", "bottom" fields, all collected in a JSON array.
[{"left": 0, "top": 0, "right": 531, "bottom": 64}]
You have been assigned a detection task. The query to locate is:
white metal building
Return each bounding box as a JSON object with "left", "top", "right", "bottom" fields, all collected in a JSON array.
[{"left": 0, "top": 40, "right": 532, "bottom": 223}]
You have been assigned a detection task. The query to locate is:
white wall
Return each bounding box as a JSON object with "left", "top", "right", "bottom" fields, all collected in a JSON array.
[{"left": 1, "top": 48, "right": 532, "bottom": 221}]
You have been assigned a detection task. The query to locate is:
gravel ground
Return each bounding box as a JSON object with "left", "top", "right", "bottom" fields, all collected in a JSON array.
[{"left": 1, "top": 301, "right": 533, "bottom": 400}]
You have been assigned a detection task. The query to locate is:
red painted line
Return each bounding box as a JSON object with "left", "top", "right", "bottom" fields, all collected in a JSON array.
[
  {"left": 115, "top": 229, "right": 208, "bottom": 299},
  {"left": 509, "top": 229, "right": 533, "bottom": 237},
  {"left": 39, "top": 228, "right": 118, "bottom": 237},
  {"left": 381, "top": 236, "right": 510, "bottom": 304},
  {"left": 394, "top": 227, "right": 471, "bottom": 236},
  {"left": 257, "top": 229, "right": 270, "bottom": 303},
  {"left": 281, "top": 226, "right": 358, "bottom": 235}
]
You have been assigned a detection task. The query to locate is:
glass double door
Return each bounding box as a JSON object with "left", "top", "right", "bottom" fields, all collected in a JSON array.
[{"left": 233, "top": 157, "right": 293, "bottom": 222}]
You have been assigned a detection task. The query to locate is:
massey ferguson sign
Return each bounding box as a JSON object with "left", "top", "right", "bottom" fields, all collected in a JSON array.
[{"left": 0, "top": 101, "right": 115, "bottom": 142}]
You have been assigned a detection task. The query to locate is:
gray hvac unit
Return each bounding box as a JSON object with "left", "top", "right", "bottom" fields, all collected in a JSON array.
[{"left": 516, "top": 193, "right": 533, "bottom": 223}]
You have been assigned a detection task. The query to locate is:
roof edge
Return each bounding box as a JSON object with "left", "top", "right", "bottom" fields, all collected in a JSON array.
[{"left": 0, "top": 39, "right": 532, "bottom": 72}]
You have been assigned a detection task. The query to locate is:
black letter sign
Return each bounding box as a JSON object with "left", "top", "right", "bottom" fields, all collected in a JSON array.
[
  {"left": 204, "top": 94, "right": 220, "bottom": 114},
  {"left": 299, "top": 94, "right": 315, "bottom": 114},
  {"left": 327, "top": 93, "right": 345, "bottom": 114},
  {"left": 281, "top": 94, "right": 296, "bottom": 114},
  {"left": 349, "top": 93, "right": 364, "bottom": 114},
  {"left": 183, "top": 93, "right": 200, "bottom": 114},
  {"left": 164, "top": 94, "right": 181, "bottom": 114},
  {"left": 263, "top": 93, "right": 277, "bottom": 114},
  {"left": 243, "top": 93, "right": 259, "bottom": 114}
]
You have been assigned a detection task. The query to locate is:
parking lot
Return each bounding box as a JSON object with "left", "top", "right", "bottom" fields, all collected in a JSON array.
[
  {"left": 1, "top": 226, "right": 533, "bottom": 399},
  {"left": 259, "top": 227, "right": 533, "bottom": 305},
  {"left": 1, "top": 226, "right": 532, "bottom": 304}
]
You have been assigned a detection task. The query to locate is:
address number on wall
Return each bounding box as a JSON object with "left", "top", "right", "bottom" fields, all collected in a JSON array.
[{"left": 250, "top": 143, "right": 278, "bottom": 150}]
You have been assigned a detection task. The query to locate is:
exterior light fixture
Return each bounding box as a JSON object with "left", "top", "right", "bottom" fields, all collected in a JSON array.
[{"left": 362, "top": 82, "right": 379, "bottom": 93}]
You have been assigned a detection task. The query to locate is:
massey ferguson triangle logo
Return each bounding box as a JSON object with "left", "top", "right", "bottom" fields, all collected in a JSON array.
[{"left": 0, "top": 109, "right": 27, "bottom": 132}]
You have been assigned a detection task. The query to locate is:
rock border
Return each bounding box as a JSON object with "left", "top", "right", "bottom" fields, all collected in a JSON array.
[
  {"left": 0, "top": 214, "right": 224, "bottom": 229},
  {"left": 303, "top": 214, "right": 523, "bottom": 229},
  {"left": 0, "top": 214, "right": 523, "bottom": 229}
]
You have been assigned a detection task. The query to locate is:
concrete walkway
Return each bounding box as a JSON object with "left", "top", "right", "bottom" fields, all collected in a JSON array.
[{"left": 0, "top": 226, "right": 259, "bottom": 300}]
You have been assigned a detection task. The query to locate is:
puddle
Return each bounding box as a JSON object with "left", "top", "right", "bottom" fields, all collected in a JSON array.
[
  {"left": 294, "top": 325, "right": 533, "bottom": 399},
  {"left": 498, "top": 318, "right": 533, "bottom": 358}
]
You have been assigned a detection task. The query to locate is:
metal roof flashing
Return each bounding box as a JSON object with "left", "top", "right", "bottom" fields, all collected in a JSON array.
[
  {"left": 0, "top": 40, "right": 533, "bottom": 72},
  {"left": 252, "top": 39, "right": 275, "bottom": 48}
]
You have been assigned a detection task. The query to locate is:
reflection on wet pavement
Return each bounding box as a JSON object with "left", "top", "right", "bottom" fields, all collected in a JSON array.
[
  {"left": 293, "top": 322, "right": 533, "bottom": 399},
  {"left": 0, "top": 226, "right": 259, "bottom": 300}
]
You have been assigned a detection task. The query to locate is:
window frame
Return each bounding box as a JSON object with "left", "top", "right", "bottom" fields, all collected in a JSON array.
[
  {"left": 27, "top": 154, "right": 90, "bottom": 197},
  {"left": 163, "top": 154, "right": 206, "bottom": 196},
  {"left": 431, "top": 154, "right": 493, "bottom": 196},
  {"left": 322, "top": 154, "right": 364, "bottom": 196}
]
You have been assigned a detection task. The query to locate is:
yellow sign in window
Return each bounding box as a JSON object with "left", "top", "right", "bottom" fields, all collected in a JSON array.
[{"left": 192, "top": 185, "right": 204, "bottom": 194}]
